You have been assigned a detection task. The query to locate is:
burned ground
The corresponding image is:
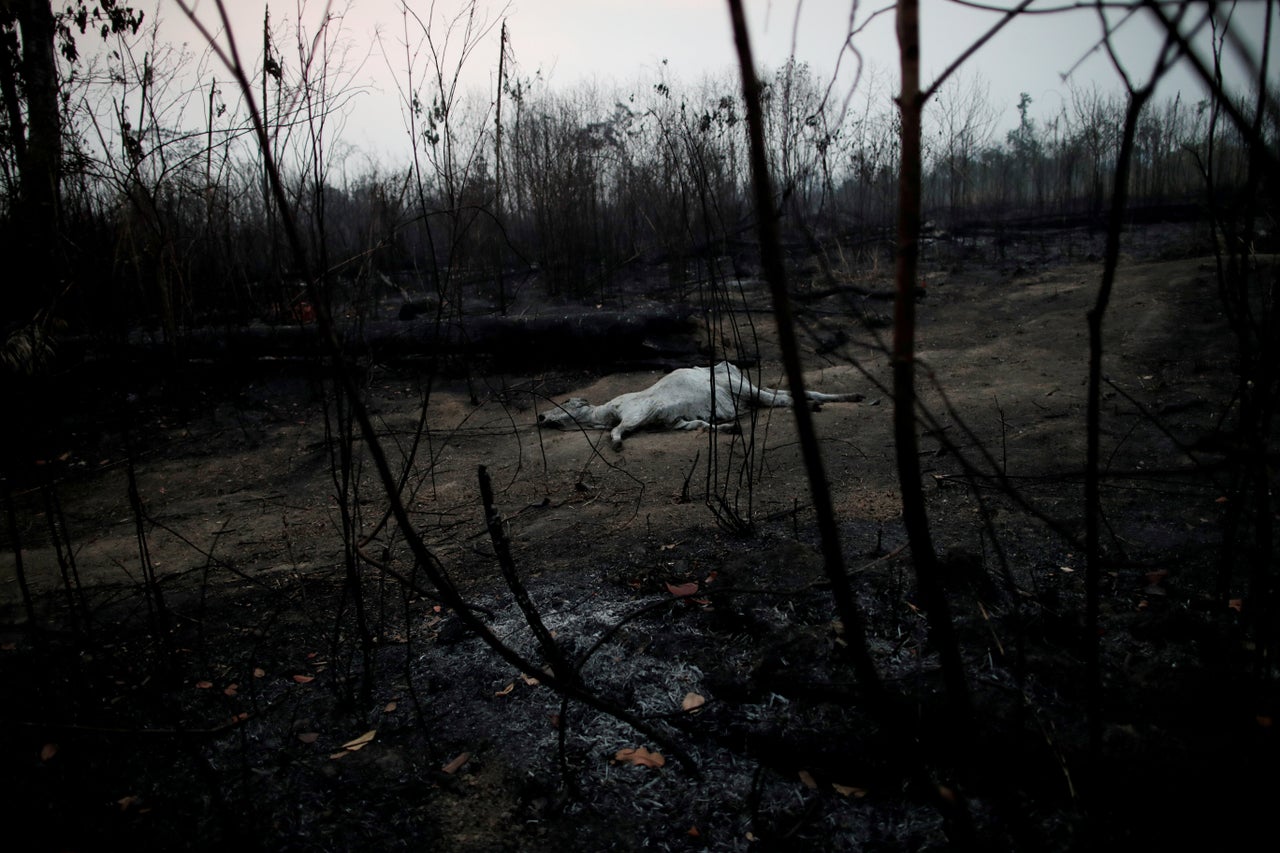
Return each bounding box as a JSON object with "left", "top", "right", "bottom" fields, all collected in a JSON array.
[{"left": 2, "top": 226, "right": 1276, "bottom": 851}]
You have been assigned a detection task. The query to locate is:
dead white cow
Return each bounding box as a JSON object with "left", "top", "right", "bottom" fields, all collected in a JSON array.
[{"left": 537, "top": 360, "right": 863, "bottom": 451}]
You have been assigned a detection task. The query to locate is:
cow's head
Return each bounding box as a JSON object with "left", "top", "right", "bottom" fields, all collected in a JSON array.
[{"left": 537, "top": 397, "right": 592, "bottom": 429}]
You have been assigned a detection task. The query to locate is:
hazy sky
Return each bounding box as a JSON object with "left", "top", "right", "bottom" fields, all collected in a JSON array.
[{"left": 158, "top": 1, "right": 1276, "bottom": 159}]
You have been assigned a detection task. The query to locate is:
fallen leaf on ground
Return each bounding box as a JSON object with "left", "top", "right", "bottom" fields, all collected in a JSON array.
[
  {"left": 292, "top": 674, "right": 315, "bottom": 684},
  {"left": 195, "top": 680, "right": 213, "bottom": 689},
  {"left": 520, "top": 672, "right": 541, "bottom": 686},
  {"left": 681, "top": 693, "right": 705, "bottom": 712},
  {"left": 384, "top": 701, "right": 398, "bottom": 713},
  {"left": 665, "top": 581, "right": 698, "bottom": 597},
  {"left": 614, "top": 746, "right": 666, "bottom": 768},
  {"left": 40, "top": 743, "right": 58, "bottom": 761},
  {"left": 798, "top": 770, "right": 818, "bottom": 789},
  {"left": 252, "top": 667, "right": 266, "bottom": 678},
  {"left": 297, "top": 732, "right": 319, "bottom": 744},
  {"left": 223, "top": 684, "right": 238, "bottom": 696},
  {"left": 1229, "top": 598, "right": 1243, "bottom": 612},
  {"left": 832, "top": 783, "right": 868, "bottom": 798},
  {"left": 441, "top": 752, "right": 471, "bottom": 774},
  {"left": 341, "top": 730, "right": 377, "bottom": 751},
  {"left": 494, "top": 682, "right": 515, "bottom": 697}
]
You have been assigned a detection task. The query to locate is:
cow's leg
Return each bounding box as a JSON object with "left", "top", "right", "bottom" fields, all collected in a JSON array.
[
  {"left": 610, "top": 414, "right": 645, "bottom": 451},
  {"left": 673, "top": 418, "right": 741, "bottom": 434},
  {"left": 743, "top": 377, "right": 864, "bottom": 407},
  {"left": 610, "top": 423, "right": 628, "bottom": 451},
  {"left": 804, "top": 390, "right": 865, "bottom": 403},
  {"left": 717, "top": 367, "right": 795, "bottom": 409},
  {"left": 743, "top": 382, "right": 795, "bottom": 408}
]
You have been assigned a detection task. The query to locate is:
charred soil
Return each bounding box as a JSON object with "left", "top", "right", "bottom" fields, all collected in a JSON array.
[{"left": 2, "top": 226, "right": 1276, "bottom": 851}]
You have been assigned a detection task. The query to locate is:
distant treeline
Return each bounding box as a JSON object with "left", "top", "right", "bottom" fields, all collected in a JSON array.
[{"left": 0, "top": 15, "right": 1271, "bottom": 334}]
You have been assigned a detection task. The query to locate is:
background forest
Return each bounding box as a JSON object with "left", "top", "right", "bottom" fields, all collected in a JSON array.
[
  {"left": 2, "top": 1, "right": 1278, "bottom": 850},
  {"left": 0, "top": 0, "right": 1266, "bottom": 337}
]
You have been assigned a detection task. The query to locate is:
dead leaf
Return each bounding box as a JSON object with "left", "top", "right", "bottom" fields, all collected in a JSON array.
[
  {"left": 223, "top": 684, "right": 239, "bottom": 696},
  {"left": 494, "top": 682, "right": 515, "bottom": 697},
  {"left": 614, "top": 746, "right": 666, "bottom": 768},
  {"left": 384, "top": 701, "right": 398, "bottom": 713},
  {"left": 40, "top": 743, "right": 58, "bottom": 762},
  {"left": 660, "top": 541, "right": 682, "bottom": 551},
  {"left": 1215, "top": 495, "right": 1229, "bottom": 503},
  {"left": 520, "top": 672, "right": 541, "bottom": 686},
  {"left": 1059, "top": 566, "right": 1075, "bottom": 573},
  {"left": 297, "top": 732, "right": 319, "bottom": 744},
  {"left": 117, "top": 795, "right": 143, "bottom": 811},
  {"left": 1229, "top": 598, "right": 1244, "bottom": 612},
  {"left": 681, "top": 693, "right": 706, "bottom": 713},
  {"left": 441, "top": 752, "right": 471, "bottom": 774},
  {"left": 687, "top": 826, "right": 701, "bottom": 837},
  {"left": 292, "top": 674, "right": 315, "bottom": 684},
  {"left": 798, "top": 770, "right": 818, "bottom": 789},
  {"left": 195, "top": 680, "right": 213, "bottom": 689},
  {"left": 832, "top": 783, "right": 868, "bottom": 798},
  {"left": 341, "top": 730, "right": 377, "bottom": 751},
  {"left": 666, "top": 581, "right": 698, "bottom": 597},
  {"left": 253, "top": 667, "right": 266, "bottom": 678}
]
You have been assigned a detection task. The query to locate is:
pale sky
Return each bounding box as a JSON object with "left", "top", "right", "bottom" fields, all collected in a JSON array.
[{"left": 149, "top": 1, "right": 1277, "bottom": 160}]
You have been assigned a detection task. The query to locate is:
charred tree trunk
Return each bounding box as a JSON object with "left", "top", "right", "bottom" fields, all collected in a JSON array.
[
  {"left": 4, "top": 0, "right": 60, "bottom": 321},
  {"left": 1085, "top": 89, "right": 1152, "bottom": 756},
  {"left": 726, "top": 0, "right": 884, "bottom": 700},
  {"left": 894, "top": 0, "right": 971, "bottom": 729}
]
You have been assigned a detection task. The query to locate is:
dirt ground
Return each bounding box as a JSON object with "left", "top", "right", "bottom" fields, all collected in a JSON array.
[{"left": 2, "top": 225, "right": 1276, "bottom": 851}]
